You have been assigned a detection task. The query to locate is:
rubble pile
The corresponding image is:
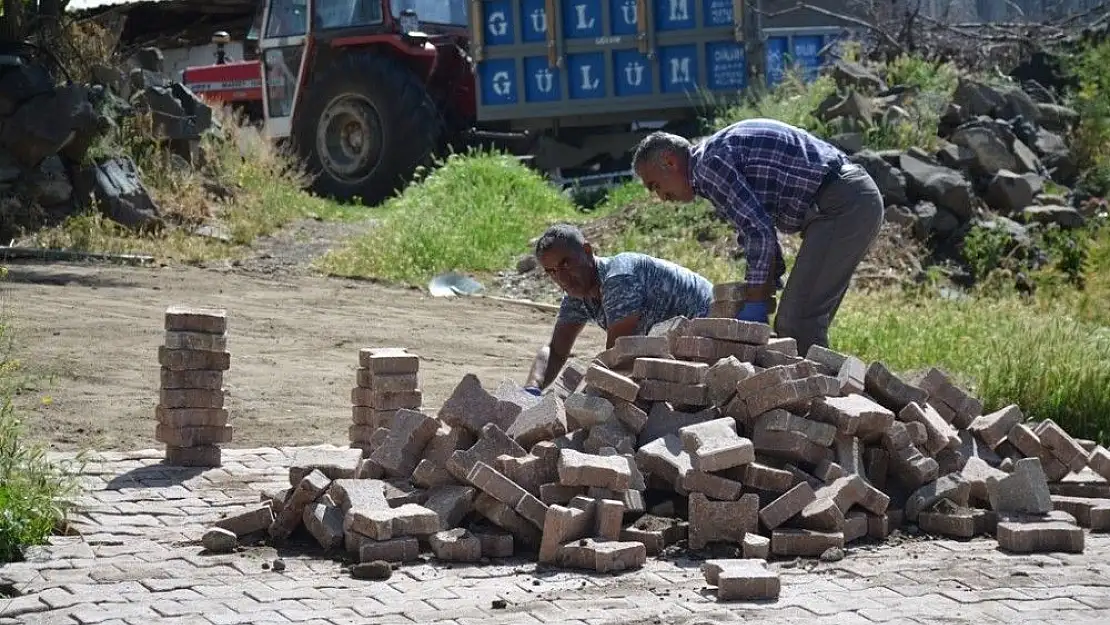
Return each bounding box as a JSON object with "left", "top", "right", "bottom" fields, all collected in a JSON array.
[
  {"left": 156, "top": 306, "right": 232, "bottom": 467},
  {"left": 202, "top": 295, "right": 1110, "bottom": 600},
  {"left": 818, "top": 59, "right": 1104, "bottom": 260},
  {"left": 0, "top": 47, "right": 215, "bottom": 240}
]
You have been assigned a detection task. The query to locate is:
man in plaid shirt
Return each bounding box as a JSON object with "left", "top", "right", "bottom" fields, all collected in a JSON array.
[{"left": 631, "top": 118, "right": 884, "bottom": 355}]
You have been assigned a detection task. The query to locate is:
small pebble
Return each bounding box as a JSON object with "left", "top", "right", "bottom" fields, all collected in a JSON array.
[
  {"left": 491, "top": 599, "right": 507, "bottom": 609},
  {"left": 201, "top": 528, "right": 237, "bottom": 554},
  {"left": 272, "top": 558, "right": 286, "bottom": 572},
  {"left": 351, "top": 560, "right": 392, "bottom": 580},
  {"left": 820, "top": 547, "right": 845, "bottom": 563}
]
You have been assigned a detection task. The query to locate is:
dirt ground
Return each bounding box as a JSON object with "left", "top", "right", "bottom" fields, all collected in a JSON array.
[{"left": 2, "top": 219, "right": 604, "bottom": 452}]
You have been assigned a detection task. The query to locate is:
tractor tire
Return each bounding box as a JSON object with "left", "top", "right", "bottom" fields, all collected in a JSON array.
[{"left": 294, "top": 52, "right": 444, "bottom": 205}]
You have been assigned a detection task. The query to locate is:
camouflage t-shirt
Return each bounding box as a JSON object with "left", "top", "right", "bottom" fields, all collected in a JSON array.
[{"left": 556, "top": 252, "right": 713, "bottom": 335}]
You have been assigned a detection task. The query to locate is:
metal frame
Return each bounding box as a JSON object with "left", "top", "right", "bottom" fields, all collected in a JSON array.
[
  {"left": 472, "top": 0, "right": 846, "bottom": 124},
  {"left": 258, "top": 0, "right": 315, "bottom": 139}
]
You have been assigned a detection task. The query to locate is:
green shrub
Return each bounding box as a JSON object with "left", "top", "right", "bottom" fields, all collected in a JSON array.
[
  {"left": 1070, "top": 40, "right": 1110, "bottom": 195},
  {"left": 319, "top": 150, "right": 583, "bottom": 284},
  {"left": 0, "top": 270, "right": 82, "bottom": 563}
]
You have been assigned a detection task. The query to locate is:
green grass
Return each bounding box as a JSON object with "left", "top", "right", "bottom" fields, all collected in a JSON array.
[
  {"left": 833, "top": 291, "right": 1110, "bottom": 444},
  {"left": 318, "top": 150, "right": 585, "bottom": 284},
  {"left": 0, "top": 270, "right": 83, "bottom": 563},
  {"left": 26, "top": 107, "right": 362, "bottom": 262}
]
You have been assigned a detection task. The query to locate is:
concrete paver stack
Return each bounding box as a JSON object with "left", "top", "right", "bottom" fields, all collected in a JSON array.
[{"left": 156, "top": 306, "right": 231, "bottom": 467}]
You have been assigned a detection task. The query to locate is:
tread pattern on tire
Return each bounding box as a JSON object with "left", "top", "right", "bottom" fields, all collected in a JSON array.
[{"left": 294, "top": 50, "right": 445, "bottom": 205}]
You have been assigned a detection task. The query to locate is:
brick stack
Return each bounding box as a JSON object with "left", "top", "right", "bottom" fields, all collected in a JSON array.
[
  {"left": 206, "top": 315, "right": 1110, "bottom": 597},
  {"left": 156, "top": 306, "right": 231, "bottom": 467},
  {"left": 349, "top": 347, "right": 421, "bottom": 455},
  {"left": 708, "top": 281, "right": 745, "bottom": 319}
]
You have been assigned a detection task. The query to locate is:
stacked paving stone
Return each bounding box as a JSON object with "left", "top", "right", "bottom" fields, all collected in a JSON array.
[
  {"left": 207, "top": 326, "right": 1110, "bottom": 598},
  {"left": 350, "top": 347, "right": 422, "bottom": 453},
  {"left": 157, "top": 306, "right": 231, "bottom": 467}
]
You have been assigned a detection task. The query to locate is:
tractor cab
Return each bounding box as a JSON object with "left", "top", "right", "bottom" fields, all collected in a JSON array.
[{"left": 251, "top": 0, "right": 475, "bottom": 204}]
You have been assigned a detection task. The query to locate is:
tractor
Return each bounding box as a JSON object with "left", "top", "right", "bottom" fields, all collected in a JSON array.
[
  {"left": 182, "top": 0, "right": 853, "bottom": 205},
  {"left": 185, "top": 0, "right": 476, "bottom": 206}
]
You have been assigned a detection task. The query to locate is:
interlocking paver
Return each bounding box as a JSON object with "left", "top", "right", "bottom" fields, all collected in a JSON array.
[{"left": 2, "top": 447, "right": 1109, "bottom": 625}]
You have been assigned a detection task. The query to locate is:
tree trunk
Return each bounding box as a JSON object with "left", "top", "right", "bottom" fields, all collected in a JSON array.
[{"left": 0, "top": 0, "right": 27, "bottom": 45}]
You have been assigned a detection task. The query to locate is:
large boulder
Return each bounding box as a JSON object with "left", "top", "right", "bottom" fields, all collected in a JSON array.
[
  {"left": 952, "top": 78, "right": 1006, "bottom": 118},
  {"left": 949, "top": 124, "right": 1016, "bottom": 176},
  {"left": 0, "top": 84, "right": 96, "bottom": 169},
  {"left": 0, "top": 63, "right": 55, "bottom": 116},
  {"left": 90, "top": 157, "right": 162, "bottom": 229},
  {"left": 1021, "top": 205, "right": 1085, "bottom": 229},
  {"left": 899, "top": 151, "right": 975, "bottom": 222},
  {"left": 984, "top": 170, "right": 1040, "bottom": 214},
  {"left": 1036, "top": 103, "right": 1079, "bottom": 133},
  {"left": 816, "top": 90, "right": 872, "bottom": 127},
  {"left": 23, "top": 155, "right": 72, "bottom": 207},
  {"left": 851, "top": 150, "right": 908, "bottom": 206}
]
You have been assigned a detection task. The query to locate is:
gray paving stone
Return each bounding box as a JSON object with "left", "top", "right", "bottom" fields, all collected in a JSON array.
[{"left": 6, "top": 446, "right": 1108, "bottom": 625}]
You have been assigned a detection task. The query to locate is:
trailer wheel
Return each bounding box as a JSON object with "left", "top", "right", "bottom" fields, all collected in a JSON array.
[{"left": 295, "top": 52, "right": 444, "bottom": 205}]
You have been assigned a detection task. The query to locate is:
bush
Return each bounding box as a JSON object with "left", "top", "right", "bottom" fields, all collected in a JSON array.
[
  {"left": 319, "top": 150, "right": 584, "bottom": 284},
  {"left": 0, "top": 270, "right": 82, "bottom": 563},
  {"left": 1070, "top": 40, "right": 1110, "bottom": 196}
]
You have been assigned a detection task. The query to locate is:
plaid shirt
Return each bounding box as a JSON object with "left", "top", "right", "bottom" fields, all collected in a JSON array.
[{"left": 689, "top": 119, "right": 847, "bottom": 289}]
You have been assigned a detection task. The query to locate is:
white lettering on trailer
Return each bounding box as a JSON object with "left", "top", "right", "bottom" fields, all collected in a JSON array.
[
  {"left": 669, "top": 56, "right": 691, "bottom": 84},
  {"left": 668, "top": 0, "right": 689, "bottom": 22},
  {"left": 620, "top": 0, "right": 637, "bottom": 25},
  {"left": 529, "top": 8, "right": 547, "bottom": 34},
  {"left": 579, "top": 63, "right": 600, "bottom": 91},
  {"left": 623, "top": 60, "right": 645, "bottom": 86},
  {"left": 492, "top": 71, "right": 512, "bottom": 96},
  {"left": 574, "top": 3, "right": 596, "bottom": 30},
  {"left": 488, "top": 11, "right": 508, "bottom": 37},
  {"left": 534, "top": 68, "right": 554, "bottom": 93}
]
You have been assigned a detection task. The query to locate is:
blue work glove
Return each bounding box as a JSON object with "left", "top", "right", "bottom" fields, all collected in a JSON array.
[
  {"left": 523, "top": 386, "right": 543, "bottom": 397},
  {"left": 736, "top": 300, "right": 770, "bottom": 324}
]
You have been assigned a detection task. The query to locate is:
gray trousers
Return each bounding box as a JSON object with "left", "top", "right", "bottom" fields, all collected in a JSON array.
[{"left": 773, "top": 163, "right": 884, "bottom": 356}]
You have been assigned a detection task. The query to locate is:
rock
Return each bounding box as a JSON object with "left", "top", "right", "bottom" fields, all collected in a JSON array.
[
  {"left": 90, "top": 157, "right": 162, "bottom": 229},
  {"left": 351, "top": 560, "right": 393, "bottom": 580},
  {"left": 136, "top": 46, "right": 165, "bottom": 73},
  {"left": 883, "top": 105, "right": 911, "bottom": 127},
  {"left": 202, "top": 527, "right": 237, "bottom": 553},
  {"left": 1036, "top": 103, "right": 1079, "bottom": 132},
  {"left": 976, "top": 216, "right": 1033, "bottom": 249},
  {"left": 0, "top": 63, "right": 55, "bottom": 116},
  {"left": 1021, "top": 205, "right": 1085, "bottom": 229},
  {"left": 830, "top": 60, "right": 886, "bottom": 92},
  {"left": 935, "top": 142, "right": 977, "bottom": 171},
  {"left": 25, "top": 155, "right": 72, "bottom": 206},
  {"left": 0, "top": 84, "right": 96, "bottom": 168},
  {"left": 516, "top": 254, "right": 538, "bottom": 273},
  {"left": 998, "top": 87, "right": 1041, "bottom": 124},
  {"left": 1021, "top": 79, "right": 1055, "bottom": 104},
  {"left": 830, "top": 133, "right": 865, "bottom": 155},
  {"left": 909, "top": 201, "right": 937, "bottom": 241},
  {"left": 949, "top": 124, "right": 1016, "bottom": 176},
  {"left": 1032, "top": 130, "right": 1068, "bottom": 158},
  {"left": 171, "top": 82, "right": 214, "bottom": 134},
  {"left": 851, "top": 150, "right": 907, "bottom": 206},
  {"left": 899, "top": 152, "right": 974, "bottom": 221},
  {"left": 818, "top": 90, "right": 872, "bottom": 126},
  {"left": 984, "top": 170, "right": 1037, "bottom": 214},
  {"left": 1042, "top": 151, "right": 1079, "bottom": 187},
  {"left": 951, "top": 78, "right": 1005, "bottom": 118}
]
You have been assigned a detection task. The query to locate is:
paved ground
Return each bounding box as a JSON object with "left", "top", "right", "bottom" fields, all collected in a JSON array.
[{"left": 1, "top": 447, "right": 1108, "bottom": 625}]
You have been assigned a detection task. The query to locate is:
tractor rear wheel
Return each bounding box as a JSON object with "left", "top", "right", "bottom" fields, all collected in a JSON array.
[{"left": 295, "top": 51, "right": 444, "bottom": 205}]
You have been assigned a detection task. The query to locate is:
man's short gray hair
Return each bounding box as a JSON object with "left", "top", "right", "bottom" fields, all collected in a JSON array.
[
  {"left": 631, "top": 131, "right": 692, "bottom": 170},
  {"left": 535, "top": 223, "right": 587, "bottom": 257}
]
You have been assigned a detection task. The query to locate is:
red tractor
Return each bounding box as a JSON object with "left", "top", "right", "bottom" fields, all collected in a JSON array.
[
  {"left": 184, "top": 0, "right": 476, "bottom": 206},
  {"left": 183, "top": 0, "right": 851, "bottom": 205}
]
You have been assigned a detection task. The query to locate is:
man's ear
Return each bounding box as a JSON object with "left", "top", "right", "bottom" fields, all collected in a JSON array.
[
  {"left": 661, "top": 152, "right": 680, "bottom": 170},
  {"left": 582, "top": 242, "right": 593, "bottom": 257}
]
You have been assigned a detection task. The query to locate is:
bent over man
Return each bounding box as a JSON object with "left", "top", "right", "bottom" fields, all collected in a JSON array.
[
  {"left": 631, "top": 118, "right": 884, "bottom": 355},
  {"left": 525, "top": 224, "right": 714, "bottom": 391}
]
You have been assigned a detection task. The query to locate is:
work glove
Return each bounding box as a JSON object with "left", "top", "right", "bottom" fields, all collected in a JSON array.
[
  {"left": 736, "top": 300, "right": 770, "bottom": 324},
  {"left": 524, "top": 386, "right": 543, "bottom": 397}
]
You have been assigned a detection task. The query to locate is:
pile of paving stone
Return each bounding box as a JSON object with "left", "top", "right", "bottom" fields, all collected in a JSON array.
[{"left": 200, "top": 295, "right": 1110, "bottom": 599}]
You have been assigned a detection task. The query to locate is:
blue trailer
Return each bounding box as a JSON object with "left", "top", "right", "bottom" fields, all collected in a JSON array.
[{"left": 467, "top": 0, "right": 852, "bottom": 174}]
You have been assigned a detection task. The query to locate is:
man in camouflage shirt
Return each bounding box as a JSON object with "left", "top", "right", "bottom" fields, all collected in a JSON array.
[{"left": 524, "top": 223, "right": 713, "bottom": 391}]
